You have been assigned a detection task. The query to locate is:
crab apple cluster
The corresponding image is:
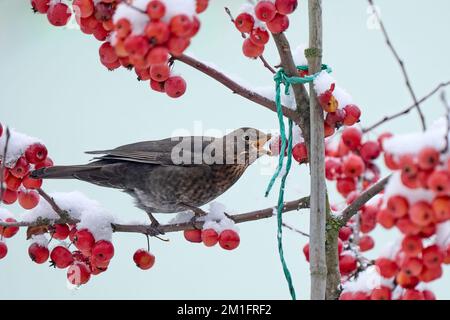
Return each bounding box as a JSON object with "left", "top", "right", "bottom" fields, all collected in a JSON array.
[
  {"left": 184, "top": 228, "right": 240, "bottom": 250},
  {"left": 325, "top": 126, "right": 382, "bottom": 197},
  {"left": 31, "top": 0, "right": 72, "bottom": 27},
  {"left": 26, "top": 226, "right": 116, "bottom": 286},
  {"left": 107, "top": 0, "right": 209, "bottom": 98},
  {"left": 0, "top": 210, "right": 20, "bottom": 261},
  {"left": 1, "top": 130, "right": 53, "bottom": 210},
  {"left": 235, "top": 0, "right": 298, "bottom": 58}
]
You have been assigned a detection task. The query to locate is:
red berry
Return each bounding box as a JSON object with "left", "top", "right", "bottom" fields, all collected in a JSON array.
[
  {"left": 384, "top": 152, "right": 399, "bottom": 170},
  {"left": 0, "top": 242, "right": 7, "bottom": 260},
  {"left": 234, "top": 13, "right": 254, "bottom": 33},
  {"left": 423, "top": 290, "right": 436, "bottom": 300},
  {"left": 34, "top": 157, "right": 54, "bottom": 170},
  {"left": 341, "top": 127, "right": 362, "bottom": 150},
  {"left": 167, "top": 36, "right": 190, "bottom": 56},
  {"left": 99, "top": 42, "right": 118, "bottom": 64},
  {"left": 417, "top": 147, "right": 440, "bottom": 171},
  {"left": 25, "top": 143, "right": 48, "bottom": 164},
  {"left": 401, "top": 235, "right": 423, "bottom": 257},
  {"left": 342, "top": 154, "right": 365, "bottom": 178},
  {"left": 164, "top": 76, "right": 187, "bottom": 98},
  {"left": 2, "top": 189, "right": 18, "bottom": 205},
  {"left": 336, "top": 177, "right": 356, "bottom": 196},
  {"left": 124, "top": 35, "right": 151, "bottom": 57},
  {"left": 31, "top": 0, "right": 50, "bottom": 14},
  {"left": 187, "top": 16, "right": 201, "bottom": 37},
  {"left": 375, "top": 258, "right": 399, "bottom": 278},
  {"left": 402, "top": 289, "right": 425, "bottom": 300},
  {"left": 92, "top": 240, "right": 115, "bottom": 263},
  {"left": 94, "top": 2, "right": 113, "bottom": 21},
  {"left": 73, "top": 229, "right": 95, "bottom": 253},
  {"left": 133, "top": 249, "right": 155, "bottom": 270},
  {"left": 0, "top": 123, "right": 2, "bottom": 138},
  {"left": 419, "top": 265, "right": 442, "bottom": 282},
  {"left": 275, "top": 0, "right": 298, "bottom": 15},
  {"left": 370, "top": 286, "right": 392, "bottom": 300},
  {"left": 0, "top": 218, "right": 19, "bottom": 238},
  {"left": 22, "top": 173, "right": 43, "bottom": 189},
  {"left": 93, "top": 23, "right": 108, "bottom": 41},
  {"left": 250, "top": 27, "right": 270, "bottom": 46},
  {"left": 339, "top": 254, "right": 357, "bottom": 275},
  {"left": 427, "top": 170, "right": 450, "bottom": 194},
  {"left": 50, "top": 246, "right": 74, "bottom": 269},
  {"left": 67, "top": 262, "right": 91, "bottom": 285},
  {"left": 18, "top": 190, "right": 40, "bottom": 210},
  {"left": 409, "top": 201, "right": 435, "bottom": 227},
  {"left": 52, "top": 224, "right": 70, "bottom": 240},
  {"left": 28, "top": 243, "right": 49, "bottom": 264},
  {"left": 398, "top": 154, "right": 418, "bottom": 178},
  {"left": 359, "top": 141, "right": 381, "bottom": 161},
  {"left": 150, "top": 79, "right": 165, "bottom": 92},
  {"left": 422, "top": 245, "right": 444, "bottom": 269},
  {"left": 146, "top": 47, "right": 169, "bottom": 65},
  {"left": 343, "top": 104, "right": 361, "bottom": 126},
  {"left": 387, "top": 195, "right": 409, "bottom": 219},
  {"left": 115, "top": 18, "right": 131, "bottom": 38},
  {"left": 135, "top": 67, "right": 151, "bottom": 81},
  {"left": 432, "top": 196, "right": 450, "bottom": 222},
  {"left": 218, "top": 230, "right": 240, "bottom": 250},
  {"left": 72, "top": 0, "right": 94, "bottom": 19},
  {"left": 396, "top": 217, "right": 421, "bottom": 236},
  {"left": 325, "top": 109, "right": 345, "bottom": 127},
  {"left": 376, "top": 209, "right": 396, "bottom": 229},
  {"left": 292, "top": 143, "right": 308, "bottom": 163},
  {"left": 201, "top": 228, "right": 219, "bottom": 247},
  {"left": 183, "top": 229, "right": 202, "bottom": 243},
  {"left": 302, "top": 243, "right": 310, "bottom": 262},
  {"left": 266, "top": 13, "right": 290, "bottom": 34},
  {"left": 169, "top": 14, "right": 193, "bottom": 37},
  {"left": 196, "top": 0, "right": 209, "bottom": 14},
  {"left": 150, "top": 64, "right": 170, "bottom": 82},
  {"left": 338, "top": 226, "right": 352, "bottom": 241},
  {"left": 10, "top": 157, "right": 30, "bottom": 179},
  {"left": 400, "top": 257, "right": 423, "bottom": 277},
  {"left": 396, "top": 271, "right": 419, "bottom": 289},
  {"left": 146, "top": 0, "right": 166, "bottom": 20},
  {"left": 47, "top": 3, "right": 72, "bottom": 27},
  {"left": 145, "top": 21, "right": 170, "bottom": 45},
  {"left": 255, "top": 1, "right": 277, "bottom": 22},
  {"left": 325, "top": 158, "right": 342, "bottom": 180},
  {"left": 242, "top": 38, "right": 264, "bottom": 58},
  {"left": 359, "top": 235, "right": 374, "bottom": 252},
  {"left": 5, "top": 173, "right": 22, "bottom": 191}
]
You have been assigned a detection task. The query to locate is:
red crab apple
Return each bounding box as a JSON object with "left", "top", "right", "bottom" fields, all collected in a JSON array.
[
  {"left": 52, "top": 224, "right": 70, "bottom": 240},
  {"left": 47, "top": 2, "right": 72, "bottom": 27},
  {"left": 343, "top": 104, "right": 361, "bottom": 126},
  {"left": 133, "top": 249, "right": 155, "bottom": 270},
  {"left": 22, "top": 174, "right": 43, "bottom": 189},
  {"left": 339, "top": 254, "right": 357, "bottom": 275},
  {"left": 384, "top": 152, "right": 399, "bottom": 170},
  {"left": 18, "top": 190, "right": 40, "bottom": 210},
  {"left": 398, "top": 154, "right": 418, "bottom": 178},
  {"left": 292, "top": 143, "right": 308, "bottom": 163},
  {"left": 31, "top": 0, "right": 50, "bottom": 13},
  {"left": 266, "top": 13, "right": 290, "bottom": 34},
  {"left": 73, "top": 229, "right": 95, "bottom": 253},
  {"left": 145, "top": 21, "right": 170, "bottom": 45},
  {"left": 402, "top": 289, "right": 425, "bottom": 300},
  {"left": 10, "top": 157, "right": 30, "bottom": 179},
  {"left": 167, "top": 36, "right": 190, "bottom": 56},
  {"left": 72, "top": 0, "right": 94, "bottom": 19},
  {"left": 375, "top": 257, "right": 398, "bottom": 278},
  {"left": 423, "top": 290, "right": 436, "bottom": 300},
  {"left": 396, "top": 271, "right": 419, "bottom": 289},
  {"left": 336, "top": 177, "right": 357, "bottom": 196},
  {"left": 400, "top": 257, "right": 423, "bottom": 277},
  {"left": 150, "top": 64, "right": 170, "bottom": 82},
  {"left": 401, "top": 235, "right": 423, "bottom": 257},
  {"left": 201, "top": 228, "right": 219, "bottom": 247},
  {"left": 275, "top": 0, "right": 298, "bottom": 15},
  {"left": 250, "top": 27, "right": 270, "bottom": 46},
  {"left": 359, "top": 141, "right": 381, "bottom": 162},
  {"left": 359, "top": 235, "right": 374, "bottom": 252},
  {"left": 0, "top": 242, "right": 7, "bottom": 260},
  {"left": 99, "top": 42, "right": 118, "bottom": 64},
  {"left": 427, "top": 170, "right": 450, "bottom": 194},
  {"left": 218, "top": 230, "right": 240, "bottom": 250},
  {"left": 417, "top": 147, "right": 440, "bottom": 171},
  {"left": 234, "top": 13, "right": 254, "bottom": 33},
  {"left": 196, "top": 0, "right": 209, "bottom": 14},
  {"left": 302, "top": 243, "right": 310, "bottom": 262},
  {"left": 318, "top": 84, "right": 338, "bottom": 113},
  {"left": 5, "top": 173, "right": 22, "bottom": 191},
  {"left": 124, "top": 35, "right": 150, "bottom": 57},
  {"left": 419, "top": 265, "right": 442, "bottom": 283},
  {"left": 28, "top": 243, "right": 49, "bottom": 264},
  {"left": 115, "top": 18, "right": 131, "bottom": 38},
  {"left": 184, "top": 229, "right": 202, "bottom": 243},
  {"left": 146, "top": 47, "right": 169, "bottom": 65},
  {"left": 146, "top": 0, "right": 166, "bottom": 20},
  {"left": 34, "top": 157, "right": 54, "bottom": 170},
  {"left": 164, "top": 76, "right": 187, "bottom": 98},
  {"left": 150, "top": 80, "right": 165, "bottom": 92},
  {"left": 377, "top": 209, "right": 396, "bottom": 229},
  {"left": 242, "top": 38, "right": 264, "bottom": 58},
  {"left": 0, "top": 218, "right": 19, "bottom": 238},
  {"left": 91, "top": 240, "right": 115, "bottom": 263},
  {"left": 341, "top": 127, "right": 362, "bottom": 150},
  {"left": 2, "top": 189, "right": 18, "bottom": 204},
  {"left": 170, "top": 14, "right": 193, "bottom": 37},
  {"left": 338, "top": 226, "right": 352, "bottom": 241},
  {"left": 432, "top": 196, "right": 450, "bottom": 222},
  {"left": 50, "top": 246, "right": 74, "bottom": 269},
  {"left": 255, "top": 1, "right": 277, "bottom": 22},
  {"left": 387, "top": 195, "right": 409, "bottom": 218},
  {"left": 370, "top": 286, "right": 392, "bottom": 300},
  {"left": 25, "top": 143, "right": 48, "bottom": 164},
  {"left": 396, "top": 217, "right": 421, "bottom": 236},
  {"left": 409, "top": 201, "right": 435, "bottom": 227},
  {"left": 342, "top": 154, "right": 365, "bottom": 178},
  {"left": 422, "top": 245, "right": 444, "bottom": 269},
  {"left": 67, "top": 262, "right": 91, "bottom": 285}
]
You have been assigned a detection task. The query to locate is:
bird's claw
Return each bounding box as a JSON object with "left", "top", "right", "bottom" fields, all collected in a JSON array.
[{"left": 147, "top": 223, "right": 165, "bottom": 237}]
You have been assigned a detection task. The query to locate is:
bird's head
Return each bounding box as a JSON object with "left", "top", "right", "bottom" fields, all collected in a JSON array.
[{"left": 219, "top": 127, "right": 272, "bottom": 165}]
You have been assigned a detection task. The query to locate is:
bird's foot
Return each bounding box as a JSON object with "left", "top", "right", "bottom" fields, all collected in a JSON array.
[{"left": 145, "top": 211, "right": 165, "bottom": 236}]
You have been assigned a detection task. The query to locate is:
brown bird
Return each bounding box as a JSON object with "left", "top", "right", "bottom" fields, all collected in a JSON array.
[{"left": 32, "top": 128, "right": 271, "bottom": 232}]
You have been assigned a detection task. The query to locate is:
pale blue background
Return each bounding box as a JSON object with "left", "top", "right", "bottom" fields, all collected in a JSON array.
[{"left": 0, "top": 0, "right": 449, "bottom": 299}]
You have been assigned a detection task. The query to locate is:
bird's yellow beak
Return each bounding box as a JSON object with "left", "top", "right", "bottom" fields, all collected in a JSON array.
[{"left": 253, "top": 133, "right": 272, "bottom": 156}]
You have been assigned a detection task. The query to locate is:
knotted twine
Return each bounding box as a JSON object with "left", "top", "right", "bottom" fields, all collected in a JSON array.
[{"left": 265, "top": 64, "right": 332, "bottom": 300}]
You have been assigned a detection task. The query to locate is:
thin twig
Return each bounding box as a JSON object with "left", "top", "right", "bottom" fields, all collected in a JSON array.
[
  {"left": 440, "top": 91, "right": 450, "bottom": 153},
  {"left": 224, "top": 7, "right": 276, "bottom": 74},
  {"left": 175, "top": 54, "right": 301, "bottom": 124},
  {"left": 0, "top": 195, "right": 311, "bottom": 237},
  {"left": 363, "top": 81, "right": 450, "bottom": 133},
  {"left": 36, "top": 188, "right": 68, "bottom": 219},
  {"left": 282, "top": 222, "right": 310, "bottom": 237},
  {"left": 123, "top": 1, "right": 146, "bottom": 14},
  {"left": 0, "top": 127, "right": 11, "bottom": 201},
  {"left": 367, "top": 0, "right": 426, "bottom": 131}
]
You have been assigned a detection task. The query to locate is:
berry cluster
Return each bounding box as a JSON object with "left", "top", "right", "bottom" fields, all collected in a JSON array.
[
  {"left": 0, "top": 209, "right": 20, "bottom": 261},
  {"left": 0, "top": 125, "right": 53, "bottom": 210},
  {"left": 184, "top": 228, "right": 240, "bottom": 250},
  {"left": 31, "top": 0, "right": 72, "bottom": 27},
  {"left": 31, "top": 0, "right": 210, "bottom": 98},
  {"left": 235, "top": 0, "right": 298, "bottom": 58},
  {"left": 325, "top": 126, "right": 382, "bottom": 198}
]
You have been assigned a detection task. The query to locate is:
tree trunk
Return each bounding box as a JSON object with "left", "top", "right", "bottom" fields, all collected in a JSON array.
[{"left": 307, "top": 0, "right": 327, "bottom": 300}]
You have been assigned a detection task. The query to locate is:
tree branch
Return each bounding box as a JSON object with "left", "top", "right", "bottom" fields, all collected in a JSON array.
[
  {"left": 367, "top": 0, "right": 426, "bottom": 131},
  {"left": 174, "top": 54, "right": 301, "bottom": 125},
  {"left": 0, "top": 196, "right": 311, "bottom": 236},
  {"left": 363, "top": 81, "right": 450, "bottom": 133},
  {"left": 339, "top": 175, "right": 391, "bottom": 225},
  {"left": 0, "top": 127, "right": 11, "bottom": 201}
]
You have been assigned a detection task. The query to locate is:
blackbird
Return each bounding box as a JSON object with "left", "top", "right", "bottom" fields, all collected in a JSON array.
[{"left": 32, "top": 128, "right": 271, "bottom": 229}]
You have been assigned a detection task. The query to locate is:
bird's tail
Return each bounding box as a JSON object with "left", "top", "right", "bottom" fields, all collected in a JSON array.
[{"left": 31, "top": 165, "right": 96, "bottom": 179}]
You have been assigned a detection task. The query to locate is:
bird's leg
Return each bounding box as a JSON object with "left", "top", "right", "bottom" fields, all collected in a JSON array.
[
  {"left": 145, "top": 211, "right": 165, "bottom": 235},
  {"left": 180, "top": 203, "right": 208, "bottom": 229}
]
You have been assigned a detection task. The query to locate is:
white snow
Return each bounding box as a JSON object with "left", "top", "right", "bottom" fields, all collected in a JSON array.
[
  {"left": 436, "top": 221, "right": 450, "bottom": 249},
  {"left": 0, "top": 208, "right": 14, "bottom": 221},
  {"left": 0, "top": 128, "right": 42, "bottom": 167},
  {"left": 383, "top": 117, "right": 448, "bottom": 156},
  {"left": 382, "top": 172, "right": 434, "bottom": 205},
  {"left": 113, "top": 2, "right": 149, "bottom": 36},
  {"left": 30, "top": 234, "right": 49, "bottom": 247},
  {"left": 342, "top": 265, "right": 393, "bottom": 293},
  {"left": 253, "top": 85, "right": 297, "bottom": 110},
  {"left": 313, "top": 71, "right": 354, "bottom": 108},
  {"left": 378, "top": 238, "right": 401, "bottom": 260},
  {"left": 292, "top": 44, "right": 308, "bottom": 67},
  {"left": 23, "top": 191, "right": 115, "bottom": 241}
]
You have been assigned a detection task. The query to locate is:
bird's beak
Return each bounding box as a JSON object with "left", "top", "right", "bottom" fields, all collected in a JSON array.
[{"left": 253, "top": 133, "right": 273, "bottom": 156}]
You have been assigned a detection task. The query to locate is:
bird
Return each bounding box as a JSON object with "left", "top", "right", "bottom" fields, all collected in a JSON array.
[{"left": 31, "top": 128, "right": 272, "bottom": 232}]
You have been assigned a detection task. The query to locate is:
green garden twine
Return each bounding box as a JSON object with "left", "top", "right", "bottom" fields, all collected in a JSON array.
[{"left": 265, "top": 64, "right": 332, "bottom": 300}]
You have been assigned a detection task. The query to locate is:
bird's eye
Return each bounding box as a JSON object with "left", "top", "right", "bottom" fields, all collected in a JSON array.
[{"left": 243, "top": 135, "right": 250, "bottom": 141}]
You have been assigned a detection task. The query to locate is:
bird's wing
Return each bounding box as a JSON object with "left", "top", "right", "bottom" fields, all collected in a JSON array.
[{"left": 85, "top": 136, "right": 217, "bottom": 165}]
